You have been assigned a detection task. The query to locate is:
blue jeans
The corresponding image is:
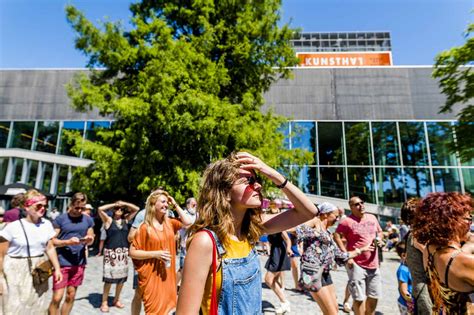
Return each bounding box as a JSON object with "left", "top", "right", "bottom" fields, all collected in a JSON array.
[{"left": 205, "top": 229, "right": 262, "bottom": 315}]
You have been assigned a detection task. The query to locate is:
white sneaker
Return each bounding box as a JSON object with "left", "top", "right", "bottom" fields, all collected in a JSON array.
[
  {"left": 275, "top": 301, "right": 291, "bottom": 314},
  {"left": 343, "top": 302, "right": 351, "bottom": 313}
]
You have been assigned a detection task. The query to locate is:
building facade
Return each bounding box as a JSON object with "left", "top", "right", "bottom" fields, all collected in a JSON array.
[{"left": 1, "top": 67, "right": 472, "bottom": 218}]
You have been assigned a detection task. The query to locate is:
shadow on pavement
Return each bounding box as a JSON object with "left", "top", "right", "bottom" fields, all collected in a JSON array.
[{"left": 75, "top": 293, "right": 117, "bottom": 308}]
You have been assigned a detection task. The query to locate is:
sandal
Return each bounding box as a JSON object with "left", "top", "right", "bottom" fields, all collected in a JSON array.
[
  {"left": 113, "top": 300, "right": 125, "bottom": 309},
  {"left": 100, "top": 304, "right": 109, "bottom": 313}
]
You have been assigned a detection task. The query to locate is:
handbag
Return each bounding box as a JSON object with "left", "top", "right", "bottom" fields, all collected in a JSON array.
[
  {"left": 19, "top": 219, "right": 54, "bottom": 286},
  {"left": 299, "top": 260, "right": 325, "bottom": 292}
]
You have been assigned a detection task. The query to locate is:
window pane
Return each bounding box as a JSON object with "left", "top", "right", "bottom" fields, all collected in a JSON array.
[
  {"left": 433, "top": 168, "right": 461, "bottom": 192},
  {"left": 404, "top": 168, "right": 432, "bottom": 198},
  {"left": 320, "top": 167, "right": 346, "bottom": 198},
  {"left": 375, "top": 167, "right": 404, "bottom": 207},
  {"left": 0, "top": 158, "right": 8, "bottom": 184},
  {"left": 10, "top": 121, "right": 35, "bottom": 149},
  {"left": 372, "top": 122, "right": 400, "bottom": 165},
  {"left": 292, "top": 165, "right": 318, "bottom": 194},
  {"left": 35, "top": 121, "right": 60, "bottom": 153},
  {"left": 345, "top": 122, "right": 372, "bottom": 165},
  {"left": 279, "top": 122, "right": 290, "bottom": 150},
  {"left": 426, "top": 122, "right": 457, "bottom": 166},
  {"left": 347, "top": 168, "right": 375, "bottom": 203},
  {"left": 40, "top": 163, "right": 54, "bottom": 192},
  {"left": 290, "top": 122, "right": 316, "bottom": 164},
  {"left": 462, "top": 168, "right": 474, "bottom": 195},
  {"left": 0, "top": 122, "right": 10, "bottom": 148},
  {"left": 56, "top": 166, "right": 69, "bottom": 194},
  {"left": 454, "top": 121, "right": 474, "bottom": 166},
  {"left": 25, "top": 160, "right": 38, "bottom": 187},
  {"left": 59, "top": 121, "right": 85, "bottom": 156},
  {"left": 399, "top": 122, "right": 429, "bottom": 166},
  {"left": 318, "top": 122, "right": 343, "bottom": 165},
  {"left": 85, "top": 121, "right": 112, "bottom": 142},
  {"left": 11, "top": 158, "right": 24, "bottom": 183}
]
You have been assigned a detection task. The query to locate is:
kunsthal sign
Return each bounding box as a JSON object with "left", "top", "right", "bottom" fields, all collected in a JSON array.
[{"left": 297, "top": 52, "right": 392, "bottom": 67}]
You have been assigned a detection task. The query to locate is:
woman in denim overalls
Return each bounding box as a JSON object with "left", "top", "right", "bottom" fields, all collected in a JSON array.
[{"left": 177, "top": 152, "right": 320, "bottom": 314}]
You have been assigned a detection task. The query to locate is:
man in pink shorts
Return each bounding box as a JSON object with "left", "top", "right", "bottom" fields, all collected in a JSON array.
[{"left": 49, "top": 192, "right": 94, "bottom": 315}]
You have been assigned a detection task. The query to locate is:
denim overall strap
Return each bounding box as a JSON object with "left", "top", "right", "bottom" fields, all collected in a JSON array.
[
  {"left": 219, "top": 248, "right": 262, "bottom": 315},
  {"left": 202, "top": 229, "right": 226, "bottom": 257}
]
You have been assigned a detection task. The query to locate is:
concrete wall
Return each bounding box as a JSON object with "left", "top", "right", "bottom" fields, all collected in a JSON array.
[
  {"left": 0, "top": 67, "right": 466, "bottom": 121},
  {"left": 262, "top": 67, "right": 463, "bottom": 120}
]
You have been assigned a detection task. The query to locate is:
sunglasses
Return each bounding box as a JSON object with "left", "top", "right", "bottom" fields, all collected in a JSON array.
[
  {"left": 34, "top": 203, "right": 47, "bottom": 211},
  {"left": 74, "top": 206, "right": 86, "bottom": 211},
  {"left": 246, "top": 175, "right": 261, "bottom": 186},
  {"left": 351, "top": 201, "right": 364, "bottom": 207}
]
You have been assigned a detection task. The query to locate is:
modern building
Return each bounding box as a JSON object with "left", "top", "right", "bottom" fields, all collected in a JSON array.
[
  {"left": 291, "top": 31, "right": 392, "bottom": 53},
  {"left": 1, "top": 65, "right": 472, "bottom": 219}
]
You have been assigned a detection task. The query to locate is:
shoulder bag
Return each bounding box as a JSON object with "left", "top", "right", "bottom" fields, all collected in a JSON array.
[
  {"left": 202, "top": 229, "right": 218, "bottom": 315},
  {"left": 19, "top": 219, "right": 54, "bottom": 286}
]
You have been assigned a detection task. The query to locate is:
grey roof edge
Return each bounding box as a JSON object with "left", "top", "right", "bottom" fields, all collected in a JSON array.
[{"left": 0, "top": 148, "right": 94, "bottom": 168}]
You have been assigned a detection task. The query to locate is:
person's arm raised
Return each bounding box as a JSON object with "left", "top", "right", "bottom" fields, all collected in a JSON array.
[
  {"left": 236, "top": 152, "right": 319, "bottom": 234},
  {"left": 169, "top": 196, "right": 194, "bottom": 226},
  {"left": 176, "top": 232, "right": 214, "bottom": 314}
]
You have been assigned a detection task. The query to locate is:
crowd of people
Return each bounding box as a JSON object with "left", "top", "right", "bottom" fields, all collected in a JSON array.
[{"left": 0, "top": 151, "right": 472, "bottom": 315}]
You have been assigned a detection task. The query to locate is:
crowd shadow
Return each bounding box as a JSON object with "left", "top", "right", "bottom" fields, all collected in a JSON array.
[{"left": 75, "top": 293, "right": 117, "bottom": 309}]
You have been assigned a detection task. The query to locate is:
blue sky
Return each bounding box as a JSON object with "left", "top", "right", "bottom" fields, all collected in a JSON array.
[{"left": 0, "top": 0, "right": 472, "bottom": 68}]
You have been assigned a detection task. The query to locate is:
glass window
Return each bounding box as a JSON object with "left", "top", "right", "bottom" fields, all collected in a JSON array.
[
  {"left": 25, "top": 160, "right": 38, "bottom": 187},
  {"left": 279, "top": 122, "right": 290, "bottom": 150},
  {"left": 375, "top": 167, "right": 404, "bottom": 207},
  {"left": 399, "top": 122, "right": 429, "bottom": 166},
  {"left": 454, "top": 121, "right": 474, "bottom": 166},
  {"left": 345, "top": 122, "right": 372, "bottom": 165},
  {"left": 347, "top": 168, "right": 375, "bottom": 203},
  {"left": 85, "top": 121, "right": 112, "bottom": 142},
  {"left": 0, "top": 158, "right": 8, "bottom": 184},
  {"left": 290, "top": 122, "right": 316, "bottom": 164},
  {"left": 0, "top": 122, "right": 10, "bottom": 148},
  {"left": 318, "top": 122, "right": 344, "bottom": 165},
  {"left": 372, "top": 122, "right": 400, "bottom": 166},
  {"left": 426, "top": 122, "right": 457, "bottom": 166},
  {"left": 11, "top": 158, "right": 24, "bottom": 183},
  {"left": 320, "top": 167, "right": 346, "bottom": 199},
  {"left": 40, "top": 163, "right": 54, "bottom": 192},
  {"left": 433, "top": 168, "right": 461, "bottom": 192},
  {"left": 292, "top": 165, "right": 318, "bottom": 194},
  {"left": 35, "top": 121, "right": 60, "bottom": 153},
  {"left": 56, "top": 166, "right": 70, "bottom": 194},
  {"left": 10, "top": 121, "right": 35, "bottom": 149},
  {"left": 404, "top": 168, "right": 432, "bottom": 198},
  {"left": 59, "top": 121, "right": 85, "bottom": 156},
  {"left": 462, "top": 168, "right": 474, "bottom": 195}
]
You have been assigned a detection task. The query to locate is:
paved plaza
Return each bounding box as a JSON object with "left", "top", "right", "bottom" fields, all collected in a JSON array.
[{"left": 45, "top": 251, "right": 400, "bottom": 314}]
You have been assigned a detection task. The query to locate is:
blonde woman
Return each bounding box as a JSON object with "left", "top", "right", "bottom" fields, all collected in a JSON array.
[
  {"left": 0, "top": 189, "right": 62, "bottom": 315},
  {"left": 176, "top": 152, "right": 319, "bottom": 314},
  {"left": 130, "top": 191, "right": 193, "bottom": 314}
]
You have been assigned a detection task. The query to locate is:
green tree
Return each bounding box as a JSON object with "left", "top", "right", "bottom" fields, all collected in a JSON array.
[
  {"left": 433, "top": 23, "right": 474, "bottom": 163},
  {"left": 65, "top": 1, "right": 308, "bottom": 204}
]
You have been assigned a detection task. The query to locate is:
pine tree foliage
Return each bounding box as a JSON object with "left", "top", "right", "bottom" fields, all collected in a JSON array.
[{"left": 65, "top": 1, "right": 309, "bottom": 203}]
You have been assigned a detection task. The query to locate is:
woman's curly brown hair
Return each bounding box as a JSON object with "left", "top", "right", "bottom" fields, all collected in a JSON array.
[
  {"left": 412, "top": 192, "right": 472, "bottom": 246},
  {"left": 188, "top": 152, "right": 263, "bottom": 247},
  {"left": 400, "top": 198, "right": 420, "bottom": 226}
]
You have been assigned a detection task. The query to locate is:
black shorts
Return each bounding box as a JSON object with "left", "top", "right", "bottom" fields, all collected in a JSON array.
[{"left": 321, "top": 271, "right": 333, "bottom": 287}]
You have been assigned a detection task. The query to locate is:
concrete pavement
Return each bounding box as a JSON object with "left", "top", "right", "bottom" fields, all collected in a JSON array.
[{"left": 46, "top": 251, "right": 401, "bottom": 314}]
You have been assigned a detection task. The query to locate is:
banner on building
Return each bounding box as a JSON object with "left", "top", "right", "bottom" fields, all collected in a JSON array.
[{"left": 297, "top": 52, "right": 392, "bottom": 67}]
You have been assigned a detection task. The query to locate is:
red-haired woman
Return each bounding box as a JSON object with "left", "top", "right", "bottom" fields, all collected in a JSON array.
[{"left": 412, "top": 192, "right": 474, "bottom": 314}]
